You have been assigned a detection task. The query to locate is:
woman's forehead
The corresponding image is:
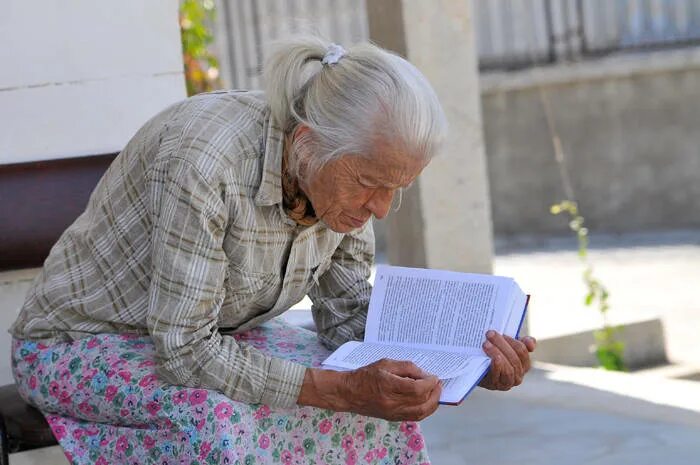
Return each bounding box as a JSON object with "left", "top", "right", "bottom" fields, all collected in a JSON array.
[{"left": 355, "top": 150, "right": 426, "bottom": 186}]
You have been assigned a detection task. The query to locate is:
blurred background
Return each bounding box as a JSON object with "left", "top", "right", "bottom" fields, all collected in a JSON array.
[
  {"left": 221, "top": 0, "right": 700, "bottom": 376},
  {"left": 1, "top": 1, "right": 699, "bottom": 464}
]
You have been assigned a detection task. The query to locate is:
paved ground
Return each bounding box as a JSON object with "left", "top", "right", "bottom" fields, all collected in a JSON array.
[{"left": 421, "top": 363, "right": 700, "bottom": 465}]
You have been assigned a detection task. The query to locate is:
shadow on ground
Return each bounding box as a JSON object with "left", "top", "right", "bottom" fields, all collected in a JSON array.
[{"left": 421, "top": 366, "right": 700, "bottom": 465}]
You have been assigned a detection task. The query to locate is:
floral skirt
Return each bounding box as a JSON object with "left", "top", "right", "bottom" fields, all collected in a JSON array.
[{"left": 11, "top": 318, "right": 430, "bottom": 465}]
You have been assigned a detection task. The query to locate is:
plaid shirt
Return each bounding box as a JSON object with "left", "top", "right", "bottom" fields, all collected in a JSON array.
[{"left": 10, "top": 90, "right": 374, "bottom": 408}]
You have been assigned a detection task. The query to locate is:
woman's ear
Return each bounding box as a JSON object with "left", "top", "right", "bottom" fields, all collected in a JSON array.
[
  {"left": 293, "top": 123, "right": 311, "bottom": 141},
  {"left": 291, "top": 124, "right": 314, "bottom": 180}
]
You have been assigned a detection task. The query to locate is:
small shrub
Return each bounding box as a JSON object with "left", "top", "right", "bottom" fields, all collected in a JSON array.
[{"left": 551, "top": 200, "right": 626, "bottom": 371}]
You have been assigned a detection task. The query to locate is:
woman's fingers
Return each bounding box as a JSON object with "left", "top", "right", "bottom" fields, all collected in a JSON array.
[
  {"left": 520, "top": 336, "right": 537, "bottom": 352},
  {"left": 386, "top": 373, "right": 440, "bottom": 403},
  {"left": 379, "top": 362, "right": 441, "bottom": 420},
  {"left": 482, "top": 341, "right": 509, "bottom": 389},
  {"left": 481, "top": 331, "right": 537, "bottom": 389},
  {"left": 487, "top": 331, "right": 523, "bottom": 385},
  {"left": 371, "top": 359, "right": 436, "bottom": 401},
  {"left": 394, "top": 380, "right": 442, "bottom": 421},
  {"left": 495, "top": 354, "right": 515, "bottom": 389},
  {"left": 504, "top": 335, "right": 533, "bottom": 374},
  {"left": 377, "top": 358, "right": 429, "bottom": 380},
  {"left": 367, "top": 359, "right": 440, "bottom": 405},
  {"left": 341, "top": 359, "right": 443, "bottom": 421}
]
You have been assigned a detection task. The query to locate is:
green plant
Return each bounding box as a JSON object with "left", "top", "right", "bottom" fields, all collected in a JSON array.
[
  {"left": 180, "top": 0, "right": 221, "bottom": 96},
  {"left": 550, "top": 200, "right": 626, "bottom": 371}
]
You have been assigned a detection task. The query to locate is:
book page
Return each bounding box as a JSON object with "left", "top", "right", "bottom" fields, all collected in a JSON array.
[
  {"left": 504, "top": 293, "right": 529, "bottom": 337},
  {"left": 322, "top": 341, "right": 479, "bottom": 379},
  {"left": 438, "top": 357, "right": 491, "bottom": 405},
  {"left": 364, "top": 265, "right": 515, "bottom": 352}
]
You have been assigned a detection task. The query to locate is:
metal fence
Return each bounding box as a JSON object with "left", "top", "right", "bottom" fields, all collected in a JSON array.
[
  {"left": 475, "top": 0, "right": 700, "bottom": 70},
  {"left": 213, "top": 0, "right": 700, "bottom": 88},
  {"left": 213, "top": 0, "right": 367, "bottom": 90}
]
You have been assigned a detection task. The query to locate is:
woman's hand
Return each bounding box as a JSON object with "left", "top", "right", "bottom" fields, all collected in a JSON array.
[
  {"left": 478, "top": 331, "right": 537, "bottom": 391},
  {"left": 297, "top": 359, "right": 442, "bottom": 421}
]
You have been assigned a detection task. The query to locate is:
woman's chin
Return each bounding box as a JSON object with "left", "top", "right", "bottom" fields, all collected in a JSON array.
[
  {"left": 322, "top": 218, "right": 359, "bottom": 234},
  {"left": 327, "top": 223, "right": 355, "bottom": 234}
]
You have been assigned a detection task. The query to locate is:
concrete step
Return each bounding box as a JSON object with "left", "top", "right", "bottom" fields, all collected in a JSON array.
[
  {"left": 532, "top": 318, "right": 667, "bottom": 369},
  {"left": 634, "top": 362, "right": 700, "bottom": 382}
]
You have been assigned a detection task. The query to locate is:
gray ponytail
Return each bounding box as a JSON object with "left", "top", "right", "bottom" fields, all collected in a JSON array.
[{"left": 262, "top": 34, "right": 447, "bottom": 180}]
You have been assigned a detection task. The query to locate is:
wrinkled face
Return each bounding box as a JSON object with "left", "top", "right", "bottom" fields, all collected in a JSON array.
[{"left": 295, "top": 130, "right": 428, "bottom": 234}]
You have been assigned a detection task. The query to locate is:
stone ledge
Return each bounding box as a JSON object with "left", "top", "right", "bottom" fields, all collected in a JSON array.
[
  {"left": 480, "top": 45, "right": 700, "bottom": 94},
  {"left": 533, "top": 318, "right": 667, "bottom": 369}
]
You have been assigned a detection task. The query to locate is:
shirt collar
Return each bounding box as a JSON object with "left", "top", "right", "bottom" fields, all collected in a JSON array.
[{"left": 254, "top": 110, "right": 285, "bottom": 207}]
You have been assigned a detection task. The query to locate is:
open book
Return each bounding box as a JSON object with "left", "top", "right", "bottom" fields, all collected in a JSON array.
[{"left": 321, "top": 265, "right": 530, "bottom": 405}]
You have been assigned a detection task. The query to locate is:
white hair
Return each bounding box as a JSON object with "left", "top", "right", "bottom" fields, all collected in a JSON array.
[{"left": 262, "top": 34, "right": 448, "bottom": 180}]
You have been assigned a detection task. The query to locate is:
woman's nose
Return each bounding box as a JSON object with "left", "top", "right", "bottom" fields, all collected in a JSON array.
[{"left": 365, "top": 189, "right": 393, "bottom": 219}]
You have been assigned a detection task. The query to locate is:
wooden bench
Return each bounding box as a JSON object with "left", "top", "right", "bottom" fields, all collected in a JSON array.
[
  {"left": 0, "top": 153, "right": 318, "bottom": 464},
  {"left": 0, "top": 384, "right": 59, "bottom": 459},
  {"left": 0, "top": 154, "right": 324, "bottom": 465},
  {"left": 0, "top": 153, "right": 117, "bottom": 465}
]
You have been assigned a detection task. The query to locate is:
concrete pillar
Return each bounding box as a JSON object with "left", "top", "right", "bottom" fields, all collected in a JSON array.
[{"left": 366, "top": 0, "right": 494, "bottom": 274}]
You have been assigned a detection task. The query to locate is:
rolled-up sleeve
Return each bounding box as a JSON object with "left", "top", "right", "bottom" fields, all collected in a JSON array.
[
  {"left": 147, "top": 155, "right": 306, "bottom": 408},
  {"left": 308, "top": 220, "right": 375, "bottom": 350}
]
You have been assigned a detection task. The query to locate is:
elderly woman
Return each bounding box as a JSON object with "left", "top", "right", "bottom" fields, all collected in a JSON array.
[{"left": 10, "top": 36, "right": 536, "bottom": 464}]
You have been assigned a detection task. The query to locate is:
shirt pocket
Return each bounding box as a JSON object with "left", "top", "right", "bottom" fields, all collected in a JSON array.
[{"left": 221, "top": 265, "right": 281, "bottom": 320}]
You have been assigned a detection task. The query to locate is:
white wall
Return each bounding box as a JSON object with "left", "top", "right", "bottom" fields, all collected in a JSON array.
[
  {"left": 0, "top": 0, "right": 187, "bottom": 164},
  {"left": 0, "top": 1, "right": 187, "bottom": 385}
]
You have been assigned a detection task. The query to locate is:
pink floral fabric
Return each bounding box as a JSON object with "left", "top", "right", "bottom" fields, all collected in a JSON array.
[{"left": 11, "top": 318, "right": 431, "bottom": 464}]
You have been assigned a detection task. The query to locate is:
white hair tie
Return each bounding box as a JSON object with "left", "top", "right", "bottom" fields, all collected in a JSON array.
[{"left": 321, "top": 43, "right": 346, "bottom": 65}]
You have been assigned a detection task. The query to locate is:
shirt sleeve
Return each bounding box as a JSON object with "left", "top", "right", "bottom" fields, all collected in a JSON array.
[
  {"left": 308, "top": 220, "right": 375, "bottom": 350},
  {"left": 146, "top": 155, "right": 306, "bottom": 408}
]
